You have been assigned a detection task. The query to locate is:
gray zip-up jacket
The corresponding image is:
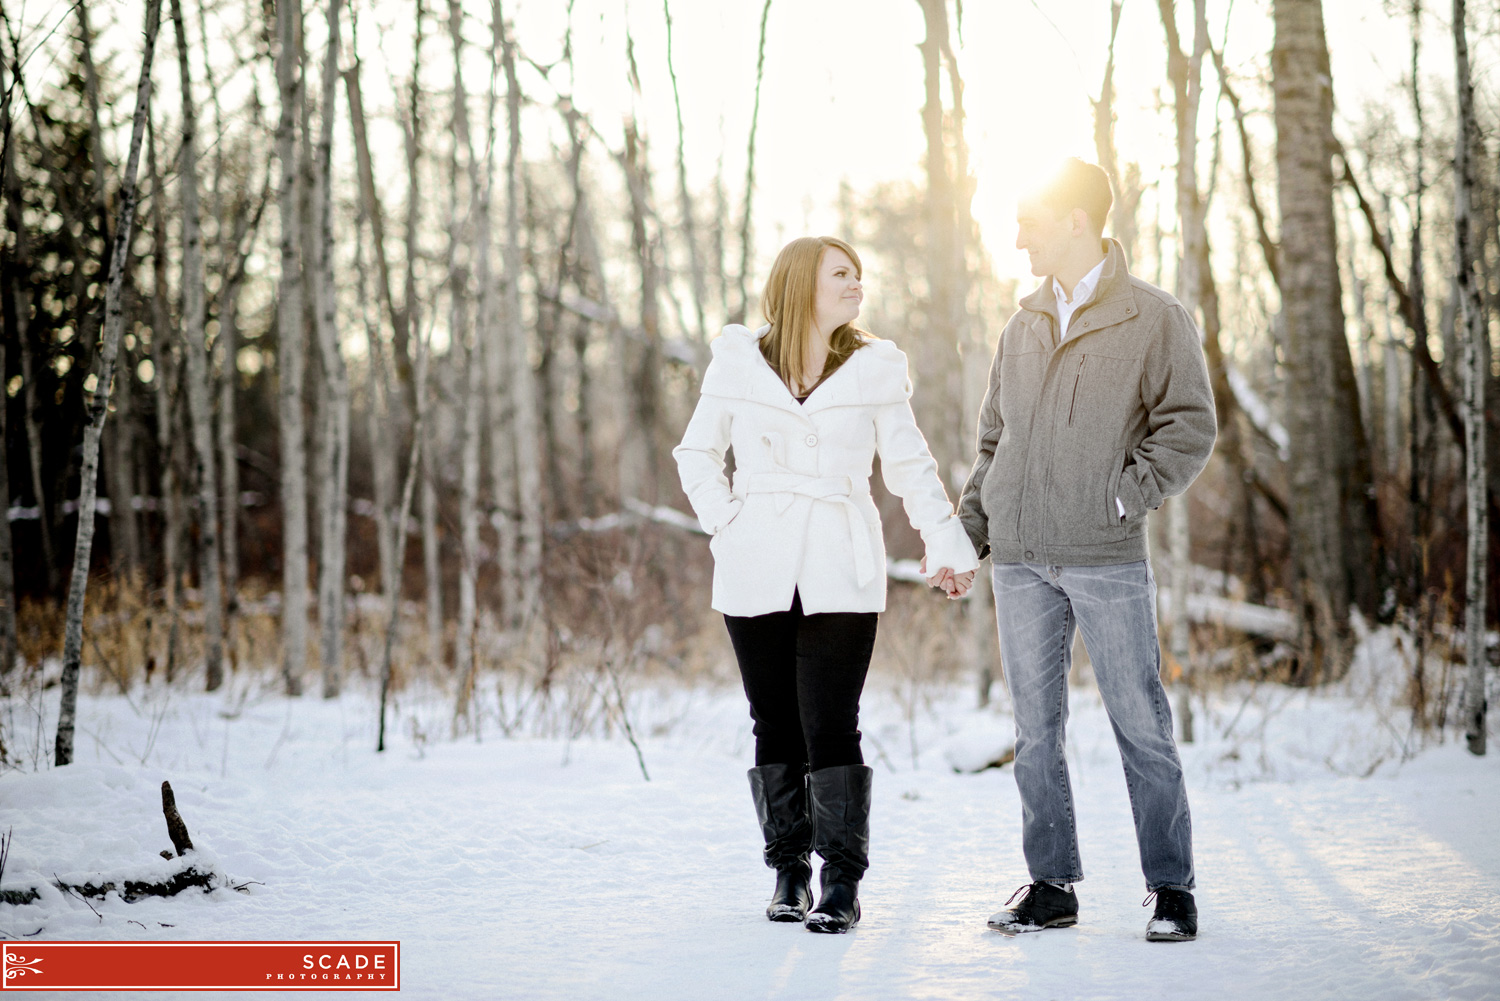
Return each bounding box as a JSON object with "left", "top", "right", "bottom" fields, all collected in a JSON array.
[{"left": 958, "top": 239, "right": 1216, "bottom": 566}]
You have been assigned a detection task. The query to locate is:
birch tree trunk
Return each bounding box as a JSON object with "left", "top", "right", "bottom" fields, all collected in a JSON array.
[
  {"left": 170, "top": 0, "right": 224, "bottom": 691},
  {"left": 377, "top": 305, "right": 432, "bottom": 753},
  {"left": 445, "top": 0, "right": 483, "bottom": 707},
  {"left": 276, "top": 0, "right": 308, "bottom": 696},
  {"left": 1272, "top": 0, "right": 1377, "bottom": 679},
  {"left": 356, "top": 218, "right": 398, "bottom": 611},
  {"left": 499, "top": 3, "right": 543, "bottom": 630},
  {"left": 1157, "top": 0, "right": 1208, "bottom": 736},
  {"left": 1453, "top": 0, "right": 1489, "bottom": 755},
  {"left": 404, "top": 0, "right": 430, "bottom": 657},
  {"left": 313, "top": 0, "right": 349, "bottom": 699},
  {"left": 54, "top": 0, "right": 163, "bottom": 767}
]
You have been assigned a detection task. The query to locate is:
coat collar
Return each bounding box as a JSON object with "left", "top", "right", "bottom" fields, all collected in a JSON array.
[
  {"left": 699, "top": 324, "right": 909, "bottom": 414},
  {"left": 1017, "top": 238, "right": 1139, "bottom": 349}
]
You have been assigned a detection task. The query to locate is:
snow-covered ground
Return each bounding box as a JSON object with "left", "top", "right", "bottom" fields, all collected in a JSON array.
[{"left": 2, "top": 639, "right": 1497, "bottom": 1000}]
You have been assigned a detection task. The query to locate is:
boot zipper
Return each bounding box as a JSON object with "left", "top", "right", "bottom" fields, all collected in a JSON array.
[{"left": 1067, "top": 356, "right": 1087, "bottom": 426}]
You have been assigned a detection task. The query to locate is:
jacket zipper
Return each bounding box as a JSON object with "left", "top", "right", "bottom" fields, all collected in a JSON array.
[{"left": 1067, "top": 355, "right": 1087, "bottom": 426}]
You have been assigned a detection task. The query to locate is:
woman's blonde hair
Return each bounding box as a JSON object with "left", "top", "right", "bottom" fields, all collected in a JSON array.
[{"left": 759, "top": 236, "right": 869, "bottom": 393}]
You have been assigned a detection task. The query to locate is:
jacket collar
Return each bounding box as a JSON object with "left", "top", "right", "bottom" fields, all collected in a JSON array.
[
  {"left": 1018, "top": 238, "right": 1138, "bottom": 348},
  {"left": 699, "top": 324, "right": 907, "bottom": 414}
]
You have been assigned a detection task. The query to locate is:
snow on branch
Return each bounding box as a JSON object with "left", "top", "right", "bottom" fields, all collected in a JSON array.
[{"left": 1225, "top": 362, "right": 1290, "bottom": 460}]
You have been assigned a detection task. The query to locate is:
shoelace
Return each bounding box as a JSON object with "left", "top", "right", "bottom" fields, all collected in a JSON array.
[
  {"left": 1004, "top": 883, "right": 1034, "bottom": 907},
  {"left": 1142, "top": 890, "right": 1158, "bottom": 909}
]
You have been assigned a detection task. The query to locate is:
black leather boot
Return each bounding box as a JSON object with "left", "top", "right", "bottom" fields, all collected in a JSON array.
[
  {"left": 748, "top": 764, "right": 813, "bottom": 922},
  {"left": 805, "top": 764, "right": 872, "bottom": 933}
]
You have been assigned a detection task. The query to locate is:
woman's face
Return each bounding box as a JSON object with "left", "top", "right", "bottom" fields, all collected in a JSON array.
[{"left": 813, "top": 247, "right": 862, "bottom": 335}]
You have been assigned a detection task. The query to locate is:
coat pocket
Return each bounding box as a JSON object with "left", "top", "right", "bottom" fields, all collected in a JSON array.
[{"left": 1106, "top": 451, "right": 1126, "bottom": 526}]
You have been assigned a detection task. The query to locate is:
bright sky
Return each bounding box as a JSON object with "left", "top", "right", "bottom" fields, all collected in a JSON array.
[
  {"left": 496, "top": 0, "right": 1458, "bottom": 291},
  {"left": 21, "top": 0, "right": 1484, "bottom": 297}
]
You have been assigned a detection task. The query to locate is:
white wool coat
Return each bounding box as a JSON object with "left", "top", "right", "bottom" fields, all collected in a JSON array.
[{"left": 673, "top": 324, "right": 979, "bottom": 617}]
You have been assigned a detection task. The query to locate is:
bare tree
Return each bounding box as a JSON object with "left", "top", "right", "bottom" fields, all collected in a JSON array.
[
  {"left": 0, "top": 49, "right": 18, "bottom": 675},
  {"left": 1158, "top": 0, "right": 1209, "bottom": 739},
  {"left": 170, "top": 0, "right": 225, "bottom": 691},
  {"left": 146, "top": 120, "right": 186, "bottom": 682},
  {"left": 731, "top": 0, "right": 773, "bottom": 325},
  {"left": 75, "top": 2, "right": 144, "bottom": 579},
  {"left": 312, "top": 0, "right": 350, "bottom": 699},
  {"left": 55, "top": 0, "right": 164, "bottom": 766},
  {"left": 1453, "top": 0, "right": 1488, "bottom": 755},
  {"left": 1271, "top": 0, "right": 1380, "bottom": 679},
  {"left": 662, "top": 0, "right": 708, "bottom": 345},
  {"left": 1093, "top": 1, "right": 1141, "bottom": 264},
  {"left": 447, "top": 0, "right": 488, "bottom": 721},
  {"left": 500, "top": 0, "right": 543, "bottom": 630},
  {"left": 276, "top": 0, "right": 308, "bottom": 696}
]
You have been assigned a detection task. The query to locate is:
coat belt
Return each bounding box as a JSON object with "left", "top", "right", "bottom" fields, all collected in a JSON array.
[{"left": 737, "top": 471, "right": 879, "bottom": 587}]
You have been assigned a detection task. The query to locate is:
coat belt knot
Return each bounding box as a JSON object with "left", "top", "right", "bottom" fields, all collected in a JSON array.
[{"left": 738, "top": 471, "right": 878, "bottom": 587}]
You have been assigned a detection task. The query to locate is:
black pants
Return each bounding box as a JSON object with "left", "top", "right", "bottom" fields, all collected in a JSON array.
[{"left": 723, "top": 590, "right": 879, "bottom": 771}]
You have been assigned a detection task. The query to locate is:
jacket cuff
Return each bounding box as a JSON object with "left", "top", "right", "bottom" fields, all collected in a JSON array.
[
  {"left": 1120, "top": 466, "right": 1156, "bottom": 518},
  {"left": 921, "top": 517, "right": 981, "bottom": 575}
]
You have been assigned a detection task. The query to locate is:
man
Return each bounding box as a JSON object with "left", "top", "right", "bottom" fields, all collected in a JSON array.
[{"left": 958, "top": 158, "right": 1216, "bottom": 942}]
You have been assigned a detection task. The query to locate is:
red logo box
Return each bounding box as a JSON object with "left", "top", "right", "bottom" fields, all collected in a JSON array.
[{"left": 1, "top": 941, "right": 400, "bottom": 991}]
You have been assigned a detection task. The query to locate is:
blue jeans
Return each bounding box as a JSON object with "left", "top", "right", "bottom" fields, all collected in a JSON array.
[{"left": 992, "top": 561, "right": 1194, "bottom": 891}]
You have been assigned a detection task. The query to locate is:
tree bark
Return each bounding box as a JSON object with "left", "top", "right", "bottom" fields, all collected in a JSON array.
[
  {"left": 0, "top": 50, "right": 17, "bottom": 674},
  {"left": 313, "top": 0, "right": 349, "bottom": 699},
  {"left": 146, "top": 121, "right": 184, "bottom": 684},
  {"left": 1271, "top": 0, "right": 1380, "bottom": 679},
  {"left": 344, "top": 55, "right": 413, "bottom": 417},
  {"left": 1453, "top": 0, "right": 1489, "bottom": 755},
  {"left": 500, "top": 3, "right": 543, "bottom": 630},
  {"left": 55, "top": 0, "right": 163, "bottom": 767},
  {"left": 1157, "top": 0, "right": 1209, "bottom": 737},
  {"left": 170, "top": 0, "right": 225, "bottom": 691},
  {"left": 444, "top": 0, "right": 483, "bottom": 703},
  {"left": 276, "top": 0, "right": 308, "bottom": 696}
]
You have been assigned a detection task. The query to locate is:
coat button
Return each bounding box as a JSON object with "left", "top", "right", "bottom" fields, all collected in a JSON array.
[
  {"left": 1024, "top": 551, "right": 1035, "bottom": 561},
  {"left": 805, "top": 434, "right": 818, "bottom": 447}
]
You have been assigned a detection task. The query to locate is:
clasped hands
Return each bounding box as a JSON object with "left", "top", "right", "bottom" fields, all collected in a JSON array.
[{"left": 920, "top": 557, "right": 975, "bottom": 600}]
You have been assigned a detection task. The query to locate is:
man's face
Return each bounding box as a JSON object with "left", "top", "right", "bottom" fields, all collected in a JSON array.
[{"left": 1015, "top": 197, "right": 1074, "bottom": 278}]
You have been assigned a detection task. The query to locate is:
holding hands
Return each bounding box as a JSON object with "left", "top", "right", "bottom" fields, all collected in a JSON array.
[{"left": 920, "top": 557, "right": 976, "bottom": 600}]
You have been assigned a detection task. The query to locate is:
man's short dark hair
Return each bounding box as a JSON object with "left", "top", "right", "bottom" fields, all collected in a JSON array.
[{"left": 1036, "top": 158, "right": 1113, "bottom": 235}]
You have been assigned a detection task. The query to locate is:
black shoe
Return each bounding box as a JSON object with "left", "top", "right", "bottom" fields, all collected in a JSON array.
[
  {"left": 748, "top": 764, "right": 814, "bottom": 922},
  {"left": 804, "top": 765, "right": 872, "bottom": 934},
  {"left": 805, "top": 868, "right": 861, "bottom": 933},
  {"left": 987, "top": 881, "right": 1079, "bottom": 935},
  {"left": 1145, "top": 888, "right": 1197, "bottom": 941}
]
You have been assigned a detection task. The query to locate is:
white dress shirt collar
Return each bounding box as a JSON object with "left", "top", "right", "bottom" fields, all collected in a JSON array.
[{"left": 1052, "top": 255, "right": 1107, "bottom": 341}]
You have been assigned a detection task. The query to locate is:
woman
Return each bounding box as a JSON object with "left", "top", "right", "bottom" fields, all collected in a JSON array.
[{"left": 673, "top": 236, "right": 978, "bottom": 933}]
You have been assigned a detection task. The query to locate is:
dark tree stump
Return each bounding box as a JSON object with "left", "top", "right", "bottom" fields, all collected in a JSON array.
[{"left": 161, "top": 781, "right": 193, "bottom": 856}]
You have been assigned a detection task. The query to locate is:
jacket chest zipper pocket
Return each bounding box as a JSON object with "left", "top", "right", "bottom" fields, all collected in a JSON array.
[{"left": 1067, "top": 356, "right": 1087, "bottom": 426}]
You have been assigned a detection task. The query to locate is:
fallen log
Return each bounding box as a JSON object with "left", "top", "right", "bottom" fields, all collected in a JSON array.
[{"left": 0, "top": 780, "right": 232, "bottom": 907}]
